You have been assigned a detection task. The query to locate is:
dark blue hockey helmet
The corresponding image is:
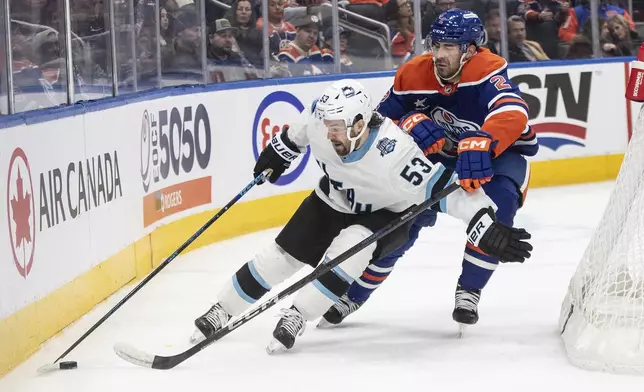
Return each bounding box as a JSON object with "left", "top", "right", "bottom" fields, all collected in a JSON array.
[{"left": 427, "top": 9, "right": 485, "bottom": 53}]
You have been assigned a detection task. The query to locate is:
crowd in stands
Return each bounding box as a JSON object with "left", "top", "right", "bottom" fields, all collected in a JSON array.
[{"left": 3, "top": 0, "right": 644, "bottom": 113}]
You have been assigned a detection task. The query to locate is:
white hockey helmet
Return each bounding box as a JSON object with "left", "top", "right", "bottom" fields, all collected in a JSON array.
[{"left": 314, "top": 79, "right": 373, "bottom": 153}]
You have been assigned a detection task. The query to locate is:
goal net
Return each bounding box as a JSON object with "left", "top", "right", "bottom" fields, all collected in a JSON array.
[{"left": 559, "top": 104, "right": 644, "bottom": 374}]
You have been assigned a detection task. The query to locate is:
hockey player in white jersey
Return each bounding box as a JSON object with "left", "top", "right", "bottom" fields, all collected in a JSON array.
[{"left": 189, "top": 79, "right": 532, "bottom": 353}]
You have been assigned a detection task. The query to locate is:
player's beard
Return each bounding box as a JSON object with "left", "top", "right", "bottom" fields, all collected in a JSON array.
[
  {"left": 435, "top": 60, "right": 456, "bottom": 80},
  {"left": 332, "top": 140, "right": 350, "bottom": 156}
]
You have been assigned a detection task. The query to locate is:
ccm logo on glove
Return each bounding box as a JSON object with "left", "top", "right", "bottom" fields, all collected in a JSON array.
[
  {"left": 400, "top": 113, "right": 430, "bottom": 132},
  {"left": 458, "top": 138, "right": 490, "bottom": 152}
]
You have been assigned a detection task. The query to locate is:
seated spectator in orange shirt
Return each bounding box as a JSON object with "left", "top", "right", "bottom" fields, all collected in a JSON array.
[{"left": 387, "top": 0, "right": 414, "bottom": 66}]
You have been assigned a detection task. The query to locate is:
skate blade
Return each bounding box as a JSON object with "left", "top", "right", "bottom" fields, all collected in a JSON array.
[
  {"left": 266, "top": 338, "right": 287, "bottom": 355},
  {"left": 457, "top": 323, "right": 468, "bottom": 338},
  {"left": 189, "top": 329, "right": 206, "bottom": 345},
  {"left": 316, "top": 318, "right": 337, "bottom": 329}
]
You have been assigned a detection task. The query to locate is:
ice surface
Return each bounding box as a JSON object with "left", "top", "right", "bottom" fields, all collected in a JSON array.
[{"left": 3, "top": 181, "right": 644, "bottom": 392}]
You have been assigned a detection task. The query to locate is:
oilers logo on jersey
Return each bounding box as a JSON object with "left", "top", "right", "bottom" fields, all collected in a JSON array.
[{"left": 430, "top": 107, "right": 480, "bottom": 139}]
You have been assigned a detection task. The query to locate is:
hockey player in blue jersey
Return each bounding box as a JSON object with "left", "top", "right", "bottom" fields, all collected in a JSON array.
[{"left": 320, "top": 9, "right": 538, "bottom": 333}]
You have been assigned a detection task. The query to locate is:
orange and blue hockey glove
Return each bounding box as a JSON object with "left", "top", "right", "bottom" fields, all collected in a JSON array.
[
  {"left": 456, "top": 131, "right": 495, "bottom": 192},
  {"left": 398, "top": 112, "right": 446, "bottom": 155}
]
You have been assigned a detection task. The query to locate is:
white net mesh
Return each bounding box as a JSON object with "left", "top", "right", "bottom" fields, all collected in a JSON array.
[{"left": 559, "top": 104, "right": 644, "bottom": 374}]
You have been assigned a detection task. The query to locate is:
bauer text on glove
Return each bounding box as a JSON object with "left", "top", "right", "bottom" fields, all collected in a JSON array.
[
  {"left": 253, "top": 127, "right": 300, "bottom": 183},
  {"left": 466, "top": 207, "right": 532, "bottom": 263}
]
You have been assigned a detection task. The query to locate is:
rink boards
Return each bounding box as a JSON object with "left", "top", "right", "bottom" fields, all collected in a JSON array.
[{"left": 0, "top": 57, "right": 638, "bottom": 376}]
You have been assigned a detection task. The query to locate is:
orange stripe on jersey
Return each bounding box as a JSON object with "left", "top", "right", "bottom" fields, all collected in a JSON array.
[
  {"left": 466, "top": 242, "right": 487, "bottom": 255},
  {"left": 483, "top": 108, "right": 529, "bottom": 156},
  {"left": 362, "top": 272, "right": 388, "bottom": 282},
  {"left": 491, "top": 97, "right": 528, "bottom": 110},
  {"left": 522, "top": 169, "right": 531, "bottom": 204}
]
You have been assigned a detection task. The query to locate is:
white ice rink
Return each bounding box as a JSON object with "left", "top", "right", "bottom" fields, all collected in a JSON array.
[{"left": 3, "top": 181, "right": 644, "bottom": 392}]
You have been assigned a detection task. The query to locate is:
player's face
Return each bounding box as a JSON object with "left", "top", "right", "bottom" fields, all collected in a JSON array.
[
  {"left": 431, "top": 42, "right": 463, "bottom": 79},
  {"left": 324, "top": 119, "right": 351, "bottom": 156}
]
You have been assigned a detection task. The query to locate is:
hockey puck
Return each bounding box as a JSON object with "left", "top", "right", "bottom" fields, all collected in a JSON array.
[{"left": 59, "top": 361, "right": 78, "bottom": 370}]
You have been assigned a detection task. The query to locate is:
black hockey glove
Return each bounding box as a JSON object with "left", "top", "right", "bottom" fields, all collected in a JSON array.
[
  {"left": 253, "top": 127, "right": 301, "bottom": 184},
  {"left": 466, "top": 207, "right": 533, "bottom": 263}
]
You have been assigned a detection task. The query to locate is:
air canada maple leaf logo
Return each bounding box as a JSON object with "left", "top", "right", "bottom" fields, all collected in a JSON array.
[{"left": 7, "top": 148, "right": 36, "bottom": 278}]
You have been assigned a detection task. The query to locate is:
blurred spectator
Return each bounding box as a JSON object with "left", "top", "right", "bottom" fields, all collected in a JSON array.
[
  {"left": 225, "top": 0, "right": 263, "bottom": 67},
  {"left": 160, "top": 7, "right": 173, "bottom": 46},
  {"left": 422, "top": 0, "right": 455, "bottom": 36},
  {"left": 601, "top": 14, "right": 641, "bottom": 56},
  {"left": 349, "top": 0, "right": 389, "bottom": 6},
  {"left": 484, "top": 8, "right": 501, "bottom": 54},
  {"left": 138, "top": 5, "right": 175, "bottom": 77},
  {"left": 516, "top": 0, "right": 569, "bottom": 59},
  {"left": 166, "top": 9, "right": 203, "bottom": 72},
  {"left": 72, "top": 0, "right": 107, "bottom": 38},
  {"left": 10, "top": 0, "right": 54, "bottom": 27},
  {"left": 256, "top": 0, "right": 297, "bottom": 55},
  {"left": 564, "top": 33, "right": 593, "bottom": 58},
  {"left": 275, "top": 14, "right": 327, "bottom": 76},
  {"left": 507, "top": 15, "right": 550, "bottom": 61},
  {"left": 207, "top": 19, "right": 258, "bottom": 82},
  {"left": 559, "top": 0, "right": 635, "bottom": 43},
  {"left": 321, "top": 26, "right": 355, "bottom": 73},
  {"left": 387, "top": 0, "right": 415, "bottom": 65}
]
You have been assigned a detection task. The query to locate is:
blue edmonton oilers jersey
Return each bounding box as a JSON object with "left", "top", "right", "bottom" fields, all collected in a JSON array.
[{"left": 376, "top": 49, "right": 539, "bottom": 162}]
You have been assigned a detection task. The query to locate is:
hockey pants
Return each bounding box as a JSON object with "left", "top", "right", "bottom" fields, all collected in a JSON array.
[{"left": 346, "top": 175, "right": 521, "bottom": 303}]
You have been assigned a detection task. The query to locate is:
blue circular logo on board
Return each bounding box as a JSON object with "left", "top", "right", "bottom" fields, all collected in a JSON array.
[{"left": 252, "top": 91, "right": 311, "bottom": 186}]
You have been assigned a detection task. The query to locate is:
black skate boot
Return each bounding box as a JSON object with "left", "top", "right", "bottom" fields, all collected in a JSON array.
[
  {"left": 317, "top": 293, "right": 364, "bottom": 328},
  {"left": 266, "top": 305, "right": 306, "bottom": 354},
  {"left": 190, "top": 303, "right": 231, "bottom": 344},
  {"left": 452, "top": 285, "right": 481, "bottom": 338}
]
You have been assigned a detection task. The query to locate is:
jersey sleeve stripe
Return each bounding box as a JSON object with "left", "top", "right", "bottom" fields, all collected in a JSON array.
[
  {"left": 487, "top": 92, "right": 523, "bottom": 109},
  {"left": 490, "top": 97, "right": 528, "bottom": 111},
  {"left": 278, "top": 52, "right": 300, "bottom": 62},
  {"left": 484, "top": 105, "right": 529, "bottom": 123}
]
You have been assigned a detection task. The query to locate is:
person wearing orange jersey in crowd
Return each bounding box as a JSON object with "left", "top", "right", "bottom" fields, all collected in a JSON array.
[{"left": 320, "top": 9, "right": 539, "bottom": 335}]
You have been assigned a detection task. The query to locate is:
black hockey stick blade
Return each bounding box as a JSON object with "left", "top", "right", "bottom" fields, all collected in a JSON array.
[
  {"left": 37, "top": 171, "right": 269, "bottom": 373},
  {"left": 113, "top": 182, "right": 461, "bottom": 370}
]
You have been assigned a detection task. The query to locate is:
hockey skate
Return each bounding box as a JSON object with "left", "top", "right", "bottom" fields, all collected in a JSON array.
[
  {"left": 317, "top": 293, "right": 364, "bottom": 328},
  {"left": 190, "top": 303, "right": 231, "bottom": 344},
  {"left": 452, "top": 285, "right": 481, "bottom": 338},
  {"left": 266, "top": 306, "right": 306, "bottom": 354}
]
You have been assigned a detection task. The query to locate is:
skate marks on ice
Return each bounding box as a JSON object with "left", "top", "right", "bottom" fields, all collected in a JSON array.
[{"left": 3, "top": 182, "right": 643, "bottom": 392}]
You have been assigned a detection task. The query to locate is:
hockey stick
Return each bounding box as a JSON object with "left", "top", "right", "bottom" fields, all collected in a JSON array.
[
  {"left": 36, "top": 170, "right": 271, "bottom": 374},
  {"left": 113, "top": 181, "right": 461, "bottom": 370}
]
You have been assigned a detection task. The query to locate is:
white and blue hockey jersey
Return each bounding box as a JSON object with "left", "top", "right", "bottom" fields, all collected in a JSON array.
[{"left": 284, "top": 106, "right": 497, "bottom": 226}]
